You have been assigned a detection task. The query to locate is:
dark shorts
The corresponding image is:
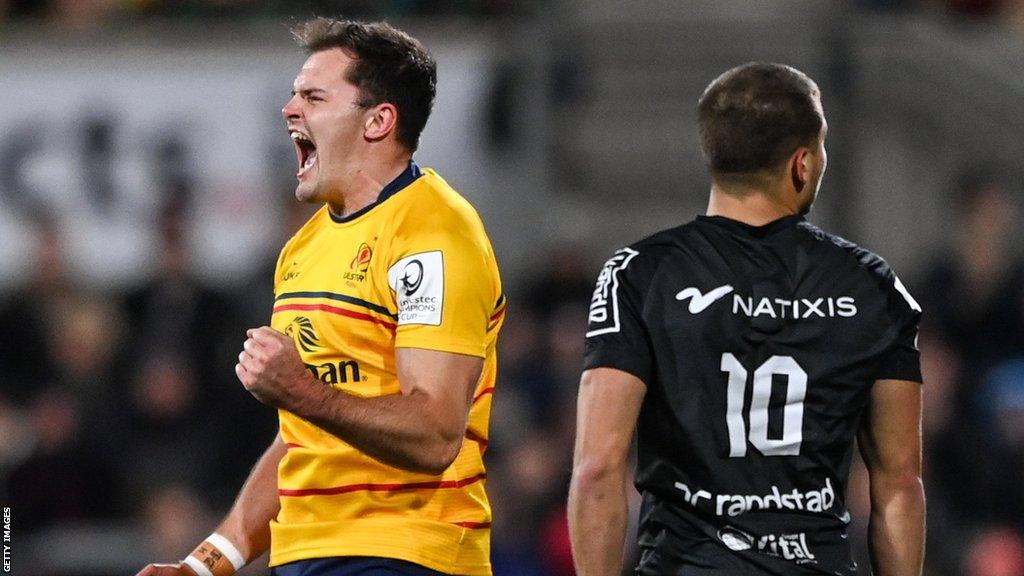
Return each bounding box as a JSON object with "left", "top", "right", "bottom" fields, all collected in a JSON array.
[{"left": 270, "top": 557, "right": 446, "bottom": 576}]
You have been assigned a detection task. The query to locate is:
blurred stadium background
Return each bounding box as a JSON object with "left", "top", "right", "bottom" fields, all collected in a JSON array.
[{"left": 1, "top": 0, "right": 1023, "bottom": 574}]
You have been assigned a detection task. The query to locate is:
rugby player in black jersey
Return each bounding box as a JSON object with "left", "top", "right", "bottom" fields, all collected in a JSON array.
[{"left": 568, "top": 63, "right": 924, "bottom": 575}]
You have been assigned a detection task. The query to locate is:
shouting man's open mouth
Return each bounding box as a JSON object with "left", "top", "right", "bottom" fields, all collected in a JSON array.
[{"left": 291, "top": 130, "right": 318, "bottom": 179}]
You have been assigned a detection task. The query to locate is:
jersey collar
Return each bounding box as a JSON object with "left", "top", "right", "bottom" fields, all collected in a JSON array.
[
  {"left": 696, "top": 214, "right": 805, "bottom": 238},
  {"left": 328, "top": 160, "right": 423, "bottom": 224}
]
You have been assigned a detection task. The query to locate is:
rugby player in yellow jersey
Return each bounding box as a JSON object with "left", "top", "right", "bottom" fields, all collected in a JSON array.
[{"left": 135, "top": 17, "right": 504, "bottom": 576}]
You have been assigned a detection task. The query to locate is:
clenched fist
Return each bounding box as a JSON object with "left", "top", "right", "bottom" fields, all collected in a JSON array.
[{"left": 236, "top": 326, "right": 321, "bottom": 411}]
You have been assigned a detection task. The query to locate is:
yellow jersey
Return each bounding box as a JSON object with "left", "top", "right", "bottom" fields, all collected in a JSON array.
[{"left": 267, "top": 163, "right": 504, "bottom": 575}]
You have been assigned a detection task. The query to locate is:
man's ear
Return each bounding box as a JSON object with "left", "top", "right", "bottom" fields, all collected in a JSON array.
[
  {"left": 365, "top": 103, "right": 399, "bottom": 142},
  {"left": 790, "top": 147, "right": 810, "bottom": 194}
]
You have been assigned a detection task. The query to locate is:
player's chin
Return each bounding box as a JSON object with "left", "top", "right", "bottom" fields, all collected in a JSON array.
[{"left": 294, "top": 182, "right": 318, "bottom": 204}]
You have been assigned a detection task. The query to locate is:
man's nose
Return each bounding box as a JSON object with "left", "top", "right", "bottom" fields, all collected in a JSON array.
[{"left": 282, "top": 96, "right": 301, "bottom": 121}]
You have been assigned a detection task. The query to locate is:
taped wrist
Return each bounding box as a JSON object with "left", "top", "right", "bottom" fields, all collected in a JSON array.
[{"left": 182, "top": 533, "right": 246, "bottom": 576}]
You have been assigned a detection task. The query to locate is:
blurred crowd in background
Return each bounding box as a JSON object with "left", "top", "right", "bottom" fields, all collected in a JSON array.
[
  {"left": 2, "top": 2, "right": 1024, "bottom": 576},
  {"left": 6, "top": 0, "right": 1024, "bottom": 28},
  {"left": 0, "top": 0, "right": 527, "bottom": 26}
]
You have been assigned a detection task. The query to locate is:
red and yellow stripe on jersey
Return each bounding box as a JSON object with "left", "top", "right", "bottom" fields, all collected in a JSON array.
[{"left": 267, "top": 163, "right": 504, "bottom": 576}]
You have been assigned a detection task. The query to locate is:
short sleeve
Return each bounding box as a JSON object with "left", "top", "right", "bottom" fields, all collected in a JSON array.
[
  {"left": 875, "top": 272, "right": 923, "bottom": 383},
  {"left": 387, "top": 223, "right": 497, "bottom": 359},
  {"left": 272, "top": 243, "right": 289, "bottom": 295},
  {"left": 583, "top": 247, "right": 654, "bottom": 385}
]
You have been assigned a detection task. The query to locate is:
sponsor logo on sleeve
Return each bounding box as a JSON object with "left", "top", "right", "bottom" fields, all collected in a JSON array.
[
  {"left": 586, "top": 248, "right": 639, "bottom": 337},
  {"left": 388, "top": 251, "right": 444, "bottom": 326}
]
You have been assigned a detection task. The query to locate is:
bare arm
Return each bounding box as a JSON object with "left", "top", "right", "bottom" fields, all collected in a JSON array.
[
  {"left": 568, "top": 367, "right": 646, "bottom": 576},
  {"left": 858, "top": 379, "right": 925, "bottom": 576},
  {"left": 297, "top": 347, "right": 481, "bottom": 474},
  {"left": 214, "top": 433, "right": 284, "bottom": 560},
  {"left": 237, "top": 327, "right": 482, "bottom": 475},
  {"left": 135, "top": 434, "right": 284, "bottom": 575}
]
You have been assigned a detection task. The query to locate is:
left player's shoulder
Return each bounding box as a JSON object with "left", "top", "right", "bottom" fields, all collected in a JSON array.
[
  {"left": 402, "top": 167, "right": 482, "bottom": 224},
  {"left": 387, "top": 167, "right": 493, "bottom": 257}
]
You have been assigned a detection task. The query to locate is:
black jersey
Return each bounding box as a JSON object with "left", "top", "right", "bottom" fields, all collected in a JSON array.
[{"left": 583, "top": 214, "right": 922, "bottom": 575}]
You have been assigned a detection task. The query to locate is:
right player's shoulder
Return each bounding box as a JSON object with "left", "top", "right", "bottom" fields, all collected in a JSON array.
[
  {"left": 795, "top": 220, "right": 898, "bottom": 284},
  {"left": 797, "top": 221, "right": 886, "bottom": 269},
  {"left": 796, "top": 221, "right": 921, "bottom": 315}
]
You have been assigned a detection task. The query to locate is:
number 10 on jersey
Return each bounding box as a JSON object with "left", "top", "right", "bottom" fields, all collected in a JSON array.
[{"left": 720, "top": 353, "right": 807, "bottom": 457}]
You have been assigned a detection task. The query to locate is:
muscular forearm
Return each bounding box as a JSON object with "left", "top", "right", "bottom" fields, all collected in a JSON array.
[
  {"left": 868, "top": 475, "right": 925, "bottom": 576},
  {"left": 297, "top": 384, "right": 463, "bottom": 475},
  {"left": 568, "top": 465, "right": 629, "bottom": 576},
  {"left": 238, "top": 330, "right": 479, "bottom": 477},
  {"left": 215, "top": 435, "right": 285, "bottom": 562}
]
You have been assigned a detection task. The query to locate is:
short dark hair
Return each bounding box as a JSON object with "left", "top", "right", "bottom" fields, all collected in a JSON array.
[
  {"left": 698, "top": 62, "right": 823, "bottom": 185},
  {"left": 291, "top": 17, "right": 437, "bottom": 152}
]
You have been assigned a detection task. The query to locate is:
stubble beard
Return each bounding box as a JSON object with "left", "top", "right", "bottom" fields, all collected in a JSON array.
[{"left": 800, "top": 172, "right": 824, "bottom": 216}]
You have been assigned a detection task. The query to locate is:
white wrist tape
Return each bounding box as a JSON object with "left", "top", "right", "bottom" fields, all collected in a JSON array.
[
  {"left": 207, "top": 533, "right": 246, "bottom": 570},
  {"left": 182, "top": 556, "right": 216, "bottom": 576},
  {"left": 182, "top": 533, "right": 246, "bottom": 576}
]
